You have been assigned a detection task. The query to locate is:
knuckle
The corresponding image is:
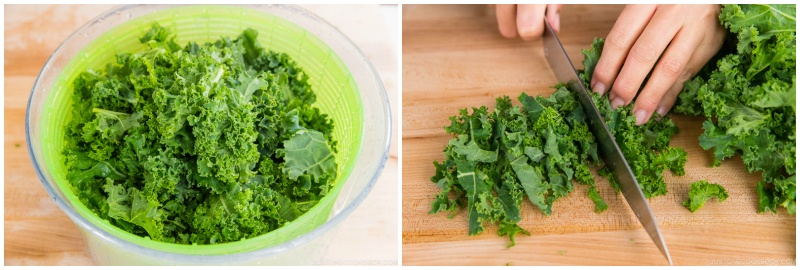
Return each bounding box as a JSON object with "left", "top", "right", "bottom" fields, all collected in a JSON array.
[
  {"left": 637, "top": 93, "right": 661, "bottom": 110},
  {"left": 519, "top": 29, "right": 542, "bottom": 41},
  {"left": 678, "top": 68, "right": 694, "bottom": 81},
  {"left": 632, "top": 40, "right": 658, "bottom": 63},
  {"left": 593, "top": 68, "right": 610, "bottom": 83},
  {"left": 529, "top": 25, "right": 544, "bottom": 39},
  {"left": 659, "top": 57, "right": 684, "bottom": 78},
  {"left": 517, "top": 21, "right": 544, "bottom": 40},
  {"left": 613, "top": 79, "right": 638, "bottom": 101},
  {"left": 606, "top": 29, "right": 631, "bottom": 51}
]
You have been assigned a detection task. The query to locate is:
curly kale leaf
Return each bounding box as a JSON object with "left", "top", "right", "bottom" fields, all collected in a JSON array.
[
  {"left": 683, "top": 180, "right": 729, "bottom": 212},
  {"left": 675, "top": 4, "right": 796, "bottom": 214},
  {"left": 64, "top": 23, "right": 337, "bottom": 244}
]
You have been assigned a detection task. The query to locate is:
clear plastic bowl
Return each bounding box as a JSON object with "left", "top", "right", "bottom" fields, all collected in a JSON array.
[{"left": 26, "top": 4, "right": 391, "bottom": 265}]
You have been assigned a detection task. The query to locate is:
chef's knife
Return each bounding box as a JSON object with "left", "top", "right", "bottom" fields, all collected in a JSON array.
[{"left": 541, "top": 19, "right": 672, "bottom": 265}]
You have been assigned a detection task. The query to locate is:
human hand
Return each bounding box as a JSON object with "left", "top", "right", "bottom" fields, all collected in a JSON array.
[
  {"left": 495, "top": 4, "right": 563, "bottom": 40},
  {"left": 590, "top": 5, "right": 725, "bottom": 125}
]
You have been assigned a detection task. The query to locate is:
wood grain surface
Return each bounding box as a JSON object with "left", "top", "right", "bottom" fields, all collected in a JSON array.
[
  {"left": 401, "top": 4, "right": 796, "bottom": 266},
  {"left": 4, "top": 4, "right": 398, "bottom": 266}
]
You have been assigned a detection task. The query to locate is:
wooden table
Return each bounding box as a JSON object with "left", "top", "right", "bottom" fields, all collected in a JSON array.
[
  {"left": 4, "top": 4, "right": 398, "bottom": 265},
  {"left": 402, "top": 4, "right": 795, "bottom": 266}
]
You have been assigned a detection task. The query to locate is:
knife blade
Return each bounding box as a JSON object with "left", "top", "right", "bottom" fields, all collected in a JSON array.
[{"left": 541, "top": 19, "right": 672, "bottom": 265}]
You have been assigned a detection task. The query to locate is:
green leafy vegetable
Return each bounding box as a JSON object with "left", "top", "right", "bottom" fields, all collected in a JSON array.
[
  {"left": 675, "top": 4, "right": 796, "bottom": 214},
  {"left": 64, "top": 23, "right": 337, "bottom": 244},
  {"left": 683, "top": 180, "right": 729, "bottom": 212},
  {"left": 429, "top": 38, "right": 687, "bottom": 246}
]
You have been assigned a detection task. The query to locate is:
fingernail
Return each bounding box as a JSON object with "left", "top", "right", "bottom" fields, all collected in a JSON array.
[
  {"left": 656, "top": 106, "right": 667, "bottom": 118},
  {"left": 610, "top": 97, "right": 624, "bottom": 109},
  {"left": 634, "top": 109, "right": 647, "bottom": 125},
  {"left": 608, "top": 91, "right": 616, "bottom": 101},
  {"left": 592, "top": 81, "right": 606, "bottom": 95}
]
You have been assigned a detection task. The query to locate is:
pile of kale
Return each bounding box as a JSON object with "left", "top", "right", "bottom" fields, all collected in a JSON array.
[
  {"left": 675, "top": 4, "right": 796, "bottom": 214},
  {"left": 64, "top": 24, "right": 338, "bottom": 244},
  {"left": 429, "top": 38, "right": 687, "bottom": 247}
]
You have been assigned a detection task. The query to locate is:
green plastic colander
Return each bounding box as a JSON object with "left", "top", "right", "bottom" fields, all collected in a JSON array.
[{"left": 27, "top": 5, "right": 390, "bottom": 265}]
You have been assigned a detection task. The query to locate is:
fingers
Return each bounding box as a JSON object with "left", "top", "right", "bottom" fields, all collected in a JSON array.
[
  {"left": 612, "top": 6, "right": 685, "bottom": 113},
  {"left": 516, "top": 5, "right": 547, "bottom": 41},
  {"left": 545, "top": 4, "right": 563, "bottom": 32},
  {"left": 496, "top": 4, "right": 518, "bottom": 38},
  {"left": 591, "top": 5, "right": 657, "bottom": 95},
  {"left": 651, "top": 51, "right": 710, "bottom": 120},
  {"left": 633, "top": 5, "right": 726, "bottom": 124},
  {"left": 653, "top": 21, "right": 725, "bottom": 119},
  {"left": 631, "top": 26, "right": 701, "bottom": 124},
  {"left": 496, "top": 4, "right": 556, "bottom": 40}
]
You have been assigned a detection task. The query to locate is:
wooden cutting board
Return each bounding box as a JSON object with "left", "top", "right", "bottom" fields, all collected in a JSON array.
[
  {"left": 4, "top": 4, "right": 398, "bottom": 265},
  {"left": 402, "top": 4, "right": 796, "bottom": 266}
]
